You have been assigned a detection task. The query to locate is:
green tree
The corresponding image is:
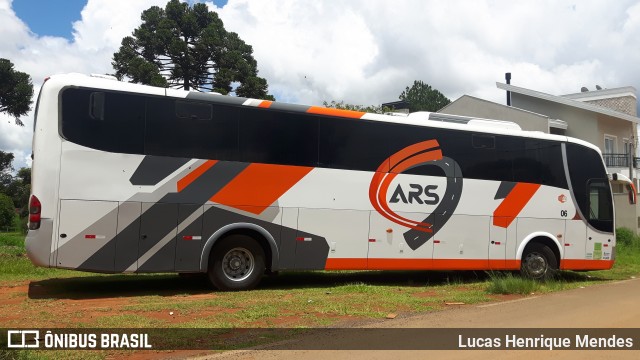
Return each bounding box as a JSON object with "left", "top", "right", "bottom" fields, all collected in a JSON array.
[
  {"left": 399, "top": 80, "right": 450, "bottom": 112},
  {"left": 0, "top": 193, "right": 15, "bottom": 230},
  {"left": 0, "top": 151, "right": 13, "bottom": 173},
  {"left": 4, "top": 168, "right": 30, "bottom": 217},
  {"left": 0, "top": 58, "right": 34, "bottom": 126},
  {"left": 0, "top": 151, "right": 14, "bottom": 195},
  {"left": 322, "top": 100, "right": 391, "bottom": 114},
  {"left": 112, "top": 0, "right": 274, "bottom": 100}
]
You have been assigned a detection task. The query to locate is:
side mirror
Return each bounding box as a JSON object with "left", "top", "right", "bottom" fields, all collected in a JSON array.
[
  {"left": 609, "top": 173, "right": 636, "bottom": 205},
  {"left": 627, "top": 184, "right": 637, "bottom": 205}
]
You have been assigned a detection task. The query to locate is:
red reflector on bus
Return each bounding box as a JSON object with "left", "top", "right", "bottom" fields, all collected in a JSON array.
[
  {"left": 183, "top": 236, "right": 193, "bottom": 240},
  {"left": 494, "top": 242, "right": 501, "bottom": 245},
  {"left": 564, "top": 243, "right": 571, "bottom": 246},
  {"left": 296, "top": 237, "right": 312, "bottom": 242},
  {"left": 603, "top": 244, "right": 609, "bottom": 247},
  {"left": 434, "top": 240, "right": 441, "bottom": 244},
  {"left": 368, "top": 239, "right": 376, "bottom": 242},
  {"left": 85, "top": 235, "right": 96, "bottom": 239}
]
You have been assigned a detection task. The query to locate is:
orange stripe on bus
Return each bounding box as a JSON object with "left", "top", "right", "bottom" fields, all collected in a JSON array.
[
  {"left": 258, "top": 100, "right": 273, "bottom": 108},
  {"left": 324, "top": 258, "right": 368, "bottom": 270},
  {"left": 388, "top": 140, "right": 440, "bottom": 173},
  {"left": 176, "top": 160, "right": 217, "bottom": 192},
  {"left": 325, "top": 258, "right": 520, "bottom": 270},
  {"left": 306, "top": 106, "right": 366, "bottom": 119},
  {"left": 492, "top": 183, "right": 541, "bottom": 228},
  {"left": 560, "top": 259, "right": 614, "bottom": 270},
  {"left": 210, "top": 163, "right": 313, "bottom": 215}
]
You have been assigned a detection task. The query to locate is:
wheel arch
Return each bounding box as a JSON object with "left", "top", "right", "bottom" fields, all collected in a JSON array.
[
  {"left": 199, "top": 223, "right": 279, "bottom": 272},
  {"left": 516, "top": 232, "right": 563, "bottom": 265}
]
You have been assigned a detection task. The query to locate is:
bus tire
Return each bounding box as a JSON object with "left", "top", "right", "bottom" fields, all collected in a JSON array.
[
  {"left": 520, "top": 243, "right": 558, "bottom": 280},
  {"left": 207, "top": 234, "right": 265, "bottom": 291}
]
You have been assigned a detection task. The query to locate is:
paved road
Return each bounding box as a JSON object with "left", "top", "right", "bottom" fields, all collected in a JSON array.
[{"left": 201, "top": 278, "right": 640, "bottom": 360}]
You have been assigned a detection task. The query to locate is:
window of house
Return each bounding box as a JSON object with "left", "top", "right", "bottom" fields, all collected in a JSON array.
[
  {"left": 623, "top": 138, "right": 630, "bottom": 154},
  {"left": 604, "top": 135, "right": 616, "bottom": 154}
]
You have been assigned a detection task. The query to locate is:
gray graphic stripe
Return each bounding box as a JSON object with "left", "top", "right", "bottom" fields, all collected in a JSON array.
[
  {"left": 129, "top": 156, "right": 190, "bottom": 186},
  {"left": 130, "top": 205, "right": 204, "bottom": 272},
  {"left": 494, "top": 181, "right": 517, "bottom": 200},
  {"left": 77, "top": 161, "right": 250, "bottom": 272}
]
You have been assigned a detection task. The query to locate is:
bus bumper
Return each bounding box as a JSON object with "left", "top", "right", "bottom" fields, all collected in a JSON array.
[{"left": 25, "top": 219, "right": 54, "bottom": 267}]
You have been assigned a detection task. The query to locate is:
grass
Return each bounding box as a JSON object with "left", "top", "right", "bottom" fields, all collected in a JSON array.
[
  {"left": 485, "top": 227, "right": 640, "bottom": 294},
  {"left": 0, "top": 232, "right": 88, "bottom": 285},
  {"left": 1, "top": 227, "right": 639, "bottom": 359}
]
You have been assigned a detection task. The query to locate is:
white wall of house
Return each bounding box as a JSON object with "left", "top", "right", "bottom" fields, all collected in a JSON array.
[{"left": 438, "top": 95, "right": 550, "bottom": 132}]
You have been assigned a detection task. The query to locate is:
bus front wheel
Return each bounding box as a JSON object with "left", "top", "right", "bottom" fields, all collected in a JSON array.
[
  {"left": 208, "top": 235, "right": 265, "bottom": 291},
  {"left": 520, "top": 243, "right": 558, "bottom": 280}
]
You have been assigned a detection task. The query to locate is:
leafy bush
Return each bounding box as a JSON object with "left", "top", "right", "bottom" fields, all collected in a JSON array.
[
  {"left": 616, "top": 227, "right": 637, "bottom": 247},
  {"left": 19, "top": 216, "right": 28, "bottom": 234},
  {"left": 0, "top": 193, "right": 16, "bottom": 231}
]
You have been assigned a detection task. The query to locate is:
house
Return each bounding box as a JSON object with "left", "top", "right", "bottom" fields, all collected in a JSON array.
[{"left": 438, "top": 81, "right": 640, "bottom": 232}]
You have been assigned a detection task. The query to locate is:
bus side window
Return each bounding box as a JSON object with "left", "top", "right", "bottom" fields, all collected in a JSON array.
[
  {"left": 89, "top": 92, "right": 105, "bottom": 121},
  {"left": 176, "top": 101, "right": 212, "bottom": 121},
  {"left": 472, "top": 134, "right": 495, "bottom": 149},
  {"left": 587, "top": 179, "right": 613, "bottom": 222}
]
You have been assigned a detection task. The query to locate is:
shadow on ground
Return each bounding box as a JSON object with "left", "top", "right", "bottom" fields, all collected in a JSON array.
[{"left": 28, "top": 269, "right": 604, "bottom": 300}]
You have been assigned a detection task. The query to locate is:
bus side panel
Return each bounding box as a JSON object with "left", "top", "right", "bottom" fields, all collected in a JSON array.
[
  {"left": 278, "top": 207, "right": 298, "bottom": 270},
  {"left": 488, "top": 220, "right": 507, "bottom": 269},
  {"left": 297, "top": 208, "right": 368, "bottom": 270},
  {"left": 56, "top": 200, "right": 118, "bottom": 271},
  {"left": 367, "top": 211, "right": 435, "bottom": 269},
  {"left": 515, "top": 218, "right": 565, "bottom": 257},
  {"left": 432, "top": 214, "right": 490, "bottom": 269},
  {"left": 175, "top": 204, "right": 205, "bottom": 272},
  {"left": 563, "top": 219, "right": 586, "bottom": 262},
  {"left": 200, "top": 205, "right": 320, "bottom": 271},
  {"left": 136, "top": 202, "right": 178, "bottom": 272},
  {"left": 114, "top": 201, "right": 142, "bottom": 272}
]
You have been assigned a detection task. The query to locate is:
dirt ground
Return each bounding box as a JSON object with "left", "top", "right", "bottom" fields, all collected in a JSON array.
[{"left": 0, "top": 273, "right": 526, "bottom": 359}]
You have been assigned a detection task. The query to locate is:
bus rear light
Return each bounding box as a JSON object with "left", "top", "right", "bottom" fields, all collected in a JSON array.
[{"left": 28, "top": 195, "right": 41, "bottom": 230}]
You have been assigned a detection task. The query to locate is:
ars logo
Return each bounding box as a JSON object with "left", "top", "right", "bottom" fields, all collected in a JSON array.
[{"left": 368, "top": 140, "right": 463, "bottom": 250}]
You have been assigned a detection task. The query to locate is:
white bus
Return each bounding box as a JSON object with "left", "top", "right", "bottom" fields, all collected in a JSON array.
[{"left": 26, "top": 73, "right": 635, "bottom": 290}]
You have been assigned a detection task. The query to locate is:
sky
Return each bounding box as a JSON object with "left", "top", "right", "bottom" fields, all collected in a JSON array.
[{"left": 1, "top": 0, "right": 639, "bottom": 171}]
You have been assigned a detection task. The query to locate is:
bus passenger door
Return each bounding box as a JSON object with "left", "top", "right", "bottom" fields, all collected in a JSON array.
[
  {"left": 585, "top": 179, "right": 615, "bottom": 261},
  {"left": 137, "top": 202, "right": 178, "bottom": 272},
  {"left": 368, "top": 211, "right": 434, "bottom": 269},
  {"left": 56, "top": 200, "right": 118, "bottom": 272}
]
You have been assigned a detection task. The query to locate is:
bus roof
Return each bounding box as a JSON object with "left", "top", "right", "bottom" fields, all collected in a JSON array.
[{"left": 45, "top": 73, "right": 598, "bottom": 151}]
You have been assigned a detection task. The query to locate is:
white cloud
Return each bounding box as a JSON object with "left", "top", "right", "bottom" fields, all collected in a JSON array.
[
  {"left": 0, "top": 0, "right": 167, "bottom": 170},
  {"left": 2, "top": 0, "right": 640, "bottom": 170},
  {"left": 214, "top": 0, "right": 640, "bottom": 107}
]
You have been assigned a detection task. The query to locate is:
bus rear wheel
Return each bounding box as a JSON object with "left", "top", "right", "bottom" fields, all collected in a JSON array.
[
  {"left": 520, "top": 243, "right": 558, "bottom": 280},
  {"left": 208, "top": 235, "right": 265, "bottom": 291}
]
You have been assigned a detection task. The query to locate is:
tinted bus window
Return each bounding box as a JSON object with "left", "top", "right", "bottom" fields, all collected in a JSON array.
[
  {"left": 319, "top": 117, "right": 392, "bottom": 171},
  {"left": 146, "top": 98, "right": 238, "bottom": 161},
  {"left": 240, "top": 108, "right": 318, "bottom": 167},
  {"left": 61, "top": 88, "right": 145, "bottom": 154}
]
